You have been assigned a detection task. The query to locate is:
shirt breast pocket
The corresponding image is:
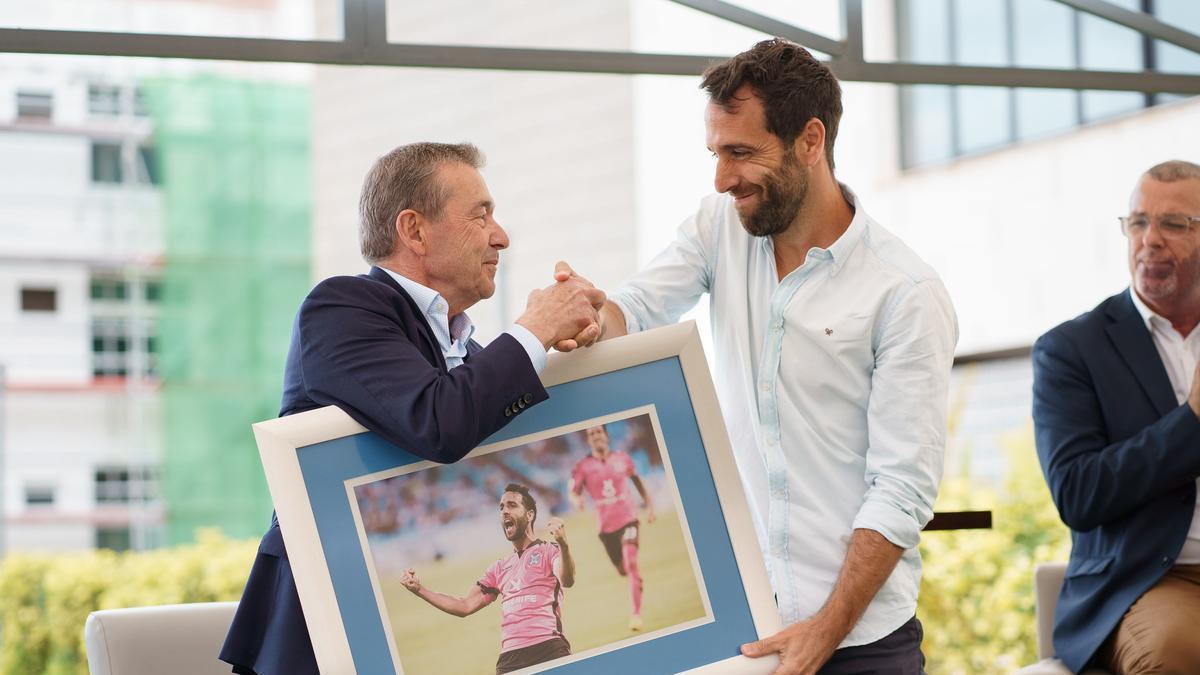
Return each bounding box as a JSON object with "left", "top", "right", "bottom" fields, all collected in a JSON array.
[{"left": 814, "top": 312, "right": 875, "bottom": 366}]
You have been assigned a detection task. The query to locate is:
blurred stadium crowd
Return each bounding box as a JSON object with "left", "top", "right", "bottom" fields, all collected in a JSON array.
[{"left": 355, "top": 415, "right": 668, "bottom": 572}]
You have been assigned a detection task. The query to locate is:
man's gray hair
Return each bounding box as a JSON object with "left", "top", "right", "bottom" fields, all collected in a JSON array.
[
  {"left": 1145, "top": 159, "right": 1200, "bottom": 183},
  {"left": 358, "top": 142, "right": 485, "bottom": 264}
]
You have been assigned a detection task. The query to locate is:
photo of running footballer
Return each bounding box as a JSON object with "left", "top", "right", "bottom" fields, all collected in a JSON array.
[
  {"left": 569, "top": 424, "right": 655, "bottom": 632},
  {"left": 349, "top": 410, "right": 710, "bottom": 674}
]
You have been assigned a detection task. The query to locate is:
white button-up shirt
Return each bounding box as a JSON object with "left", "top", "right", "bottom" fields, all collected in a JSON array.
[
  {"left": 380, "top": 268, "right": 546, "bottom": 373},
  {"left": 610, "top": 187, "right": 957, "bottom": 646},
  {"left": 1129, "top": 288, "right": 1200, "bottom": 564}
]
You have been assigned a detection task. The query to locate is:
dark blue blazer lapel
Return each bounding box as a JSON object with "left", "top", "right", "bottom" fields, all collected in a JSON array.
[
  {"left": 367, "top": 265, "right": 447, "bottom": 373},
  {"left": 1105, "top": 289, "right": 1177, "bottom": 417}
]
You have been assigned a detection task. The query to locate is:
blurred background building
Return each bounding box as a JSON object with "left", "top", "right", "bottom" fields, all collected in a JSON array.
[{"left": 0, "top": 0, "right": 1198, "bottom": 554}]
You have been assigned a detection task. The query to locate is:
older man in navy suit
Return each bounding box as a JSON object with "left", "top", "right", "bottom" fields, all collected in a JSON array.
[
  {"left": 1033, "top": 160, "right": 1200, "bottom": 674},
  {"left": 219, "top": 142, "right": 605, "bottom": 675}
]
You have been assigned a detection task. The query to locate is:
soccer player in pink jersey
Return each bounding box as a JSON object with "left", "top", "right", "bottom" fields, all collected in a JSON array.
[
  {"left": 569, "top": 424, "right": 656, "bottom": 631},
  {"left": 400, "top": 483, "right": 576, "bottom": 674}
]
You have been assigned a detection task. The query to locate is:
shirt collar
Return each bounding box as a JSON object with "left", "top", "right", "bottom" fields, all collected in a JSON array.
[
  {"left": 1129, "top": 286, "right": 1167, "bottom": 333},
  {"left": 824, "top": 183, "right": 868, "bottom": 277},
  {"left": 764, "top": 183, "right": 868, "bottom": 276},
  {"left": 378, "top": 267, "right": 476, "bottom": 343}
]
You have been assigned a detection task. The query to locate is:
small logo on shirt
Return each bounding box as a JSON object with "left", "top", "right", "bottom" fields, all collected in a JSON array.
[
  {"left": 528, "top": 551, "right": 542, "bottom": 566},
  {"left": 824, "top": 328, "right": 833, "bottom": 336}
]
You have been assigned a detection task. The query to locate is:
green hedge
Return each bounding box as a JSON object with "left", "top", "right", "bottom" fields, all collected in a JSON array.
[
  {"left": 0, "top": 529, "right": 256, "bottom": 675},
  {"left": 917, "top": 427, "right": 1072, "bottom": 674},
  {"left": 0, "top": 433, "right": 1070, "bottom": 675}
]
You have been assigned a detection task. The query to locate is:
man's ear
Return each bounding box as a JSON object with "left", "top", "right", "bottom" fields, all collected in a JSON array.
[
  {"left": 395, "top": 209, "right": 427, "bottom": 256},
  {"left": 791, "top": 117, "right": 826, "bottom": 168}
]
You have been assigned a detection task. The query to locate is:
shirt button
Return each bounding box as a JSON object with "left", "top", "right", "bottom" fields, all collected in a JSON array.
[
  {"left": 766, "top": 438, "right": 776, "bottom": 447},
  {"left": 760, "top": 383, "right": 769, "bottom": 392},
  {"left": 1161, "top": 556, "right": 1171, "bottom": 567}
]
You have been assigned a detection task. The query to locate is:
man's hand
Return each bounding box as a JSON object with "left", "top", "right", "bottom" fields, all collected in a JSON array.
[
  {"left": 516, "top": 264, "right": 606, "bottom": 350},
  {"left": 1189, "top": 360, "right": 1200, "bottom": 419},
  {"left": 740, "top": 615, "right": 843, "bottom": 675},
  {"left": 550, "top": 261, "right": 607, "bottom": 352},
  {"left": 546, "top": 516, "right": 568, "bottom": 545},
  {"left": 400, "top": 568, "right": 422, "bottom": 593},
  {"left": 644, "top": 503, "right": 657, "bottom": 524}
]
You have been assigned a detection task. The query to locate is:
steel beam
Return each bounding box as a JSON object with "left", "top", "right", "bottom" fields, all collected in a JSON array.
[
  {"left": 0, "top": 28, "right": 723, "bottom": 75},
  {"left": 2, "top": 4, "right": 1199, "bottom": 93},
  {"left": 665, "top": 0, "right": 844, "bottom": 56},
  {"left": 839, "top": 60, "right": 1200, "bottom": 95},
  {"left": 1051, "top": 0, "right": 1200, "bottom": 56}
]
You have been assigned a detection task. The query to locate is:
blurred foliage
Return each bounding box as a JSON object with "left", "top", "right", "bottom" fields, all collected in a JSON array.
[
  {"left": 918, "top": 425, "right": 1072, "bottom": 674},
  {"left": 0, "top": 410, "right": 1072, "bottom": 674},
  {"left": 0, "top": 529, "right": 255, "bottom": 675}
]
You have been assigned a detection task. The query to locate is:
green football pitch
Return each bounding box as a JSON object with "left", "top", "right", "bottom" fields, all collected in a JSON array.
[{"left": 381, "top": 508, "right": 707, "bottom": 674}]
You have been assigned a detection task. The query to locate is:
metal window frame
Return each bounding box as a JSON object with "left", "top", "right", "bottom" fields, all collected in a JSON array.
[
  {"left": 895, "top": 0, "right": 1195, "bottom": 169},
  {"left": 0, "top": 0, "right": 1196, "bottom": 92}
]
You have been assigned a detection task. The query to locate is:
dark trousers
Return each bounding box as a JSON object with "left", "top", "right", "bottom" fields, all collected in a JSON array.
[{"left": 819, "top": 616, "right": 925, "bottom": 675}]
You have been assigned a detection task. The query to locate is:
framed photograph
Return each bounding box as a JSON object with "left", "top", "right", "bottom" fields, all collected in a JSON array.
[{"left": 256, "top": 322, "right": 781, "bottom": 674}]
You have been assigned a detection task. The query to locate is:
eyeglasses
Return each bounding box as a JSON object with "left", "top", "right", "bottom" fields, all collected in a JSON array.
[{"left": 1118, "top": 214, "right": 1200, "bottom": 239}]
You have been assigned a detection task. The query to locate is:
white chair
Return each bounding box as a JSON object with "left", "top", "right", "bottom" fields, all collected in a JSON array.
[
  {"left": 84, "top": 602, "right": 238, "bottom": 675},
  {"left": 1016, "top": 562, "right": 1109, "bottom": 675}
]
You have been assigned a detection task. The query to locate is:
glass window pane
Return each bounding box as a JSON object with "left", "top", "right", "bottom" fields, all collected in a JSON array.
[
  {"left": 20, "top": 287, "right": 57, "bottom": 312},
  {"left": 901, "top": 85, "right": 954, "bottom": 167},
  {"left": 25, "top": 485, "right": 55, "bottom": 506},
  {"left": 96, "top": 527, "right": 132, "bottom": 551},
  {"left": 1082, "top": 90, "right": 1144, "bottom": 123},
  {"left": 16, "top": 90, "right": 53, "bottom": 120},
  {"left": 88, "top": 84, "right": 121, "bottom": 116},
  {"left": 138, "top": 145, "right": 160, "bottom": 185},
  {"left": 1155, "top": 0, "right": 1200, "bottom": 78},
  {"left": 133, "top": 88, "right": 150, "bottom": 117},
  {"left": 956, "top": 86, "right": 1012, "bottom": 154},
  {"left": 1015, "top": 88, "right": 1078, "bottom": 139},
  {"left": 899, "top": 0, "right": 951, "bottom": 63},
  {"left": 384, "top": 0, "right": 789, "bottom": 57},
  {"left": 1012, "top": 0, "right": 1075, "bottom": 68},
  {"left": 92, "top": 142, "right": 123, "bottom": 184},
  {"left": 952, "top": 0, "right": 1008, "bottom": 66},
  {"left": 0, "top": 0, "right": 340, "bottom": 40},
  {"left": 1078, "top": 0, "right": 1143, "bottom": 73}
]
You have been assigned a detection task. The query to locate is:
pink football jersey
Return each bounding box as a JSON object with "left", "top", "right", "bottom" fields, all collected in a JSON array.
[
  {"left": 477, "top": 540, "right": 565, "bottom": 653},
  {"left": 571, "top": 451, "right": 638, "bottom": 534}
]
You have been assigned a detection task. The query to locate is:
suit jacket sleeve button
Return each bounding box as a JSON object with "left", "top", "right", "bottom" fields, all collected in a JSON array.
[
  {"left": 504, "top": 406, "right": 513, "bottom": 417},
  {"left": 523, "top": 393, "right": 533, "bottom": 404}
]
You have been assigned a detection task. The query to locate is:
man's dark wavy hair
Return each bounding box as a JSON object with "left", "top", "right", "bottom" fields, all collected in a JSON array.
[{"left": 700, "top": 38, "right": 842, "bottom": 170}]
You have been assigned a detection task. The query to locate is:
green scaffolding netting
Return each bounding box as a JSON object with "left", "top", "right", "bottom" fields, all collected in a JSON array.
[{"left": 146, "top": 75, "right": 312, "bottom": 544}]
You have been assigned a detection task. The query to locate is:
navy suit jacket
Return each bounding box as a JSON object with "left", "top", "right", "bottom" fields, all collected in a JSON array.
[
  {"left": 220, "top": 266, "right": 548, "bottom": 675},
  {"left": 1032, "top": 289, "right": 1200, "bottom": 672}
]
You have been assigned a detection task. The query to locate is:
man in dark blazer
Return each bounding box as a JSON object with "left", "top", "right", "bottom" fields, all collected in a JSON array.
[
  {"left": 219, "top": 142, "right": 605, "bottom": 675},
  {"left": 1033, "top": 160, "right": 1200, "bottom": 674}
]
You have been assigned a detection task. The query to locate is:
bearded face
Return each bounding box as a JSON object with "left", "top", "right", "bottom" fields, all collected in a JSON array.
[{"left": 738, "top": 151, "right": 810, "bottom": 238}]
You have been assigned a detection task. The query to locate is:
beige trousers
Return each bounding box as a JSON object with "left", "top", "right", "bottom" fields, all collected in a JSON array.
[{"left": 1097, "top": 564, "right": 1200, "bottom": 675}]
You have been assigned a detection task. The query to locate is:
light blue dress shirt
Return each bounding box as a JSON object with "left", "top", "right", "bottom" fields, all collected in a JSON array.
[
  {"left": 379, "top": 267, "right": 546, "bottom": 373},
  {"left": 610, "top": 186, "right": 958, "bottom": 647}
]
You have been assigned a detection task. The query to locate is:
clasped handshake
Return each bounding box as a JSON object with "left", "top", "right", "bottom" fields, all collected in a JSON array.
[{"left": 514, "top": 261, "right": 608, "bottom": 353}]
